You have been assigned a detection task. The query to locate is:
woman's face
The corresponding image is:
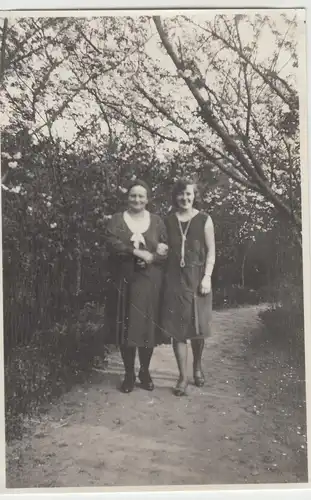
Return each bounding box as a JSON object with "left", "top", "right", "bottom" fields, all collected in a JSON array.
[
  {"left": 128, "top": 185, "right": 148, "bottom": 213},
  {"left": 176, "top": 184, "right": 195, "bottom": 210}
]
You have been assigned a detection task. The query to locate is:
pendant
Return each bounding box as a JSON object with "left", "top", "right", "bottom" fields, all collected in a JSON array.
[{"left": 180, "top": 259, "right": 185, "bottom": 268}]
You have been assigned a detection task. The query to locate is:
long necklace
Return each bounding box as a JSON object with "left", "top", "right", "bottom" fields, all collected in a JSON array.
[{"left": 177, "top": 216, "right": 192, "bottom": 268}]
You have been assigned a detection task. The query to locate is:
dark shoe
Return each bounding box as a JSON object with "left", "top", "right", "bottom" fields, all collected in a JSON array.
[
  {"left": 138, "top": 368, "right": 154, "bottom": 391},
  {"left": 193, "top": 370, "right": 205, "bottom": 387},
  {"left": 173, "top": 379, "right": 188, "bottom": 396},
  {"left": 120, "top": 372, "right": 136, "bottom": 393}
]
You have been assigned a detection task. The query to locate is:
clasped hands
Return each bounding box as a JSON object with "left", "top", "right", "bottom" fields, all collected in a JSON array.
[{"left": 134, "top": 243, "right": 168, "bottom": 267}]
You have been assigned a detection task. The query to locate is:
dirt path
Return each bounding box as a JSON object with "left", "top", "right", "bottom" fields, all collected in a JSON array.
[{"left": 6, "top": 305, "right": 307, "bottom": 488}]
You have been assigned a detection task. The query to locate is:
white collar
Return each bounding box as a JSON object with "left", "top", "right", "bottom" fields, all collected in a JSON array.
[{"left": 123, "top": 211, "right": 150, "bottom": 249}]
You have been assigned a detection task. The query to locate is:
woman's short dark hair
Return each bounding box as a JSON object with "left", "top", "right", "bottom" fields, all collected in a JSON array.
[
  {"left": 171, "top": 178, "right": 201, "bottom": 209},
  {"left": 127, "top": 179, "right": 151, "bottom": 199}
]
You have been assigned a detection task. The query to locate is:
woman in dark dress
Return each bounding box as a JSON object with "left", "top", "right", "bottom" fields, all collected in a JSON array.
[
  {"left": 105, "top": 180, "right": 168, "bottom": 394},
  {"left": 161, "top": 179, "right": 215, "bottom": 396}
]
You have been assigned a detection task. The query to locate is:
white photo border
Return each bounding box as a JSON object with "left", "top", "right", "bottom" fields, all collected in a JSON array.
[{"left": 0, "top": 1, "right": 310, "bottom": 499}]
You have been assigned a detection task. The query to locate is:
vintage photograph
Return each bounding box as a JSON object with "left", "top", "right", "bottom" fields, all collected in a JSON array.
[{"left": 0, "top": 8, "right": 308, "bottom": 488}]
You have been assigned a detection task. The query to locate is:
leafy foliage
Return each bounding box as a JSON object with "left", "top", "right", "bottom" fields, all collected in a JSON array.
[{"left": 5, "top": 302, "right": 109, "bottom": 439}]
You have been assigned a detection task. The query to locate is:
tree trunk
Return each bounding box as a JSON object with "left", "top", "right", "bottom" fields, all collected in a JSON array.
[
  {"left": 241, "top": 240, "right": 255, "bottom": 288},
  {"left": 241, "top": 252, "right": 247, "bottom": 288},
  {"left": 75, "top": 234, "right": 82, "bottom": 297},
  {"left": 0, "top": 18, "right": 8, "bottom": 82}
]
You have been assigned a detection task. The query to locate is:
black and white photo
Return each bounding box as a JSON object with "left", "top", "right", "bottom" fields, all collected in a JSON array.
[{"left": 0, "top": 8, "right": 308, "bottom": 489}]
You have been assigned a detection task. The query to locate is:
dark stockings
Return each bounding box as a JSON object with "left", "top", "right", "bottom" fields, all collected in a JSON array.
[
  {"left": 138, "top": 347, "right": 153, "bottom": 372},
  {"left": 191, "top": 338, "right": 205, "bottom": 374},
  {"left": 120, "top": 346, "right": 136, "bottom": 374},
  {"left": 120, "top": 346, "right": 154, "bottom": 392},
  {"left": 120, "top": 346, "right": 154, "bottom": 374}
]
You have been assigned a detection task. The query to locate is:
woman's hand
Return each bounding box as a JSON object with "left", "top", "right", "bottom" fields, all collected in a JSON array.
[
  {"left": 141, "top": 250, "right": 154, "bottom": 264},
  {"left": 156, "top": 243, "right": 168, "bottom": 257},
  {"left": 200, "top": 275, "right": 211, "bottom": 295},
  {"left": 134, "top": 249, "right": 154, "bottom": 264}
]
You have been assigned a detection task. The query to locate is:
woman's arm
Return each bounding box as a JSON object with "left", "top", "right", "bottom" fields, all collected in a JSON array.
[
  {"left": 204, "top": 215, "right": 215, "bottom": 277},
  {"left": 105, "top": 214, "right": 134, "bottom": 257},
  {"left": 200, "top": 215, "right": 215, "bottom": 295}
]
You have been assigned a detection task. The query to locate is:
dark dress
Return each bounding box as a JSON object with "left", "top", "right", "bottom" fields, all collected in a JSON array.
[
  {"left": 105, "top": 212, "right": 169, "bottom": 347},
  {"left": 160, "top": 212, "right": 213, "bottom": 342}
]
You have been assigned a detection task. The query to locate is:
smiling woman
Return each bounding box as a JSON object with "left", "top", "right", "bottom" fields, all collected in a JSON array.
[
  {"left": 160, "top": 178, "right": 216, "bottom": 396},
  {"left": 104, "top": 179, "right": 169, "bottom": 394}
]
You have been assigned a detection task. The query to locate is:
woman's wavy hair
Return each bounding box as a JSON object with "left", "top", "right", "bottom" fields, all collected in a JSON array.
[{"left": 171, "top": 177, "right": 202, "bottom": 210}]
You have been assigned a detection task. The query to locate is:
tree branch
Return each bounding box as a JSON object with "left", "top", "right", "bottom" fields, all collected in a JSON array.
[
  {"left": 92, "top": 92, "right": 184, "bottom": 144},
  {"left": 194, "top": 141, "right": 259, "bottom": 191},
  {"left": 154, "top": 17, "right": 263, "bottom": 177},
  {"left": 134, "top": 81, "right": 190, "bottom": 138},
  {"left": 4, "top": 19, "right": 69, "bottom": 72},
  {"left": 188, "top": 18, "right": 297, "bottom": 110},
  {"left": 88, "top": 87, "right": 114, "bottom": 147},
  {"left": 233, "top": 20, "right": 252, "bottom": 140},
  {"left": 153, "top": 16, "right": 301, "bottom": 231},
  {"left": 76, "top": 27, "right": 103, "bottom": 55},
  {"left": 0, "top": 17, "right": 8, "bottom": 81},
  {"left": 30, "top": 71, "right": 97, "bottom": 136}
]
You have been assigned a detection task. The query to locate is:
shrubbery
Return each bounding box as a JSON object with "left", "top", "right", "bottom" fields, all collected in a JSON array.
[
  {"left": 259, "top": 277, "right": 304, "bottom": 360},
  {"left": 5, "top": 302, "right": 109, "bottom": 440}
]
